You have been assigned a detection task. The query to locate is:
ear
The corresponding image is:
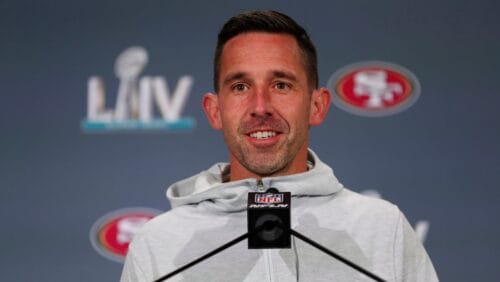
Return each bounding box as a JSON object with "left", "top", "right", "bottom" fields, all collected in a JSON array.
[
  {"left": 202, "top": 93, "right": 223, "bottom": 130},
  {"left": 309, "top": 87, "right": 331, "bottom": 126}
]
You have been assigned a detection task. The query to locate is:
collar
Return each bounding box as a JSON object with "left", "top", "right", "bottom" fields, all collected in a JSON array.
[{"left": 166, "top": 149, "right": 343, "bottom": 212}]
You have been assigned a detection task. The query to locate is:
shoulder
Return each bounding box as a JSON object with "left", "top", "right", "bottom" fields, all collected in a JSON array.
[
  {"left": 294, "top": 186, "right": 405, "bottom": 241},
  {"left": 124, "top": 206, "right": 201, "bottom": 277},
  {"left": 337, "top": 188, "right": 401, "bottom": 215},
  {"left": 310, "top": 187, "right": 403, "bottom": 223},
  {"left": 133, "top": 205, "right": 200, "bottom": 243}
]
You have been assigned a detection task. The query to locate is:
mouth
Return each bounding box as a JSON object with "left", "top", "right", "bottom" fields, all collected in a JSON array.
[
  {"left": 245, "top": 130, "right": 282, "bottom": 148},
  {"left": 248, "top": 130, "right": 278, "bottom": 140}
]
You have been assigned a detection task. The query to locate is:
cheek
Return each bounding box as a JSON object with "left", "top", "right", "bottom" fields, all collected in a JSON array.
[
  {"left": 281, "top": 107, "right": 311, "bottom": 134},
  {"left": 220, "top": 107, "right": 241, "bottom": 131}
]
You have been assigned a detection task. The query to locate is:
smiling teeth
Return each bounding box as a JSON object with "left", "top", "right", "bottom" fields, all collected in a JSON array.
[{"left": 250, "top": 131, "right": 276, "bottom": 139}]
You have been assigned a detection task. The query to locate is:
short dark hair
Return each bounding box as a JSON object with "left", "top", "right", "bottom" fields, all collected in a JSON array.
[{"left": 213, "top": 10, "right": 318, "bottom": 92}]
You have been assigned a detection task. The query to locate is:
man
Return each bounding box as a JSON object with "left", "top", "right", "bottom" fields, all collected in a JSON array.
[{"left": 121, "top": 10, "right": 438, "bottom": 282}]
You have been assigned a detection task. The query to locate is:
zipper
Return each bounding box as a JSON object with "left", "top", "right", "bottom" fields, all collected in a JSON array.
[
  {"left": 263, "top": 249, "right": 274, "bottom": 282},
  {"left": 257, "top": 179, "right": 273, "bottom": 282},
  {"left": 256, "top": 179, "right": 266, "bottom": 192}
]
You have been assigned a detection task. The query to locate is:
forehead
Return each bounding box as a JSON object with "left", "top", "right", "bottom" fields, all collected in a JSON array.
[
  {"left": 219, "top": 32, "right": 306, "bottom": 79},
  {"left": 223, "top": 31, "right": 299, "bottom": 51}
]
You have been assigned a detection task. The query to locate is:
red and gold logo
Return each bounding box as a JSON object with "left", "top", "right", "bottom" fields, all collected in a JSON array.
[
  {"left": 90, "top": 208, "right": 161, "bottom": 262},
  {"left": 328, "top": 62, "right": 421, "bottom": 116}
]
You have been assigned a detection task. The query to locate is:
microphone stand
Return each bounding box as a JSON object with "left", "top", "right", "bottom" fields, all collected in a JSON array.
[
  {"left": 154, "top": 221, "right": 386, "bottom": 282},
  {"left": 153, "top": 232, "right": 249, "bottom": 282},
  {"left": 288, "top": 228, "right": 386, "bottom": 282}
]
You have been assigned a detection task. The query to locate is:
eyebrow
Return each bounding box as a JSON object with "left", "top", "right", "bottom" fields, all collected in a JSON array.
[
  {"left": 222, "top": 70, "right": 298, "bottom": 87},
  {"left": 272, "top": 70, "right": 298, "bottom": 82},
  {"left": 222, "top": 72, "right": 248, "bottom": 86}
]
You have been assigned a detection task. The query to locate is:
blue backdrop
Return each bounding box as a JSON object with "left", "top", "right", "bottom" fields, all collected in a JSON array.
[{"left": 1, "top": 0, "right": 499, "bottom": 281}]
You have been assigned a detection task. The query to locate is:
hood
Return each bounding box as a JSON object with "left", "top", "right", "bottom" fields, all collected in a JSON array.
[{"left": 166, "top": 149, "right": 344, "bottom": 212}]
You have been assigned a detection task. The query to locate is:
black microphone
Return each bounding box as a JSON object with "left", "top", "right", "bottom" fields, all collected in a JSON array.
[{"left": 247, "top": 188, "right": 291, "bottom": 249}]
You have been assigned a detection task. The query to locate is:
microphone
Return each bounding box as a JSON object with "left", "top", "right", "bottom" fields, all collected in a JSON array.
[{"left": 247, "top": 188, "right": 291, "bottom": 249}]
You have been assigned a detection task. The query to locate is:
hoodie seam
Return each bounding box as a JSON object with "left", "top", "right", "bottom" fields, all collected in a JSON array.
[{"left": 392, "top": 209, "right": 402, "bottom": 282}]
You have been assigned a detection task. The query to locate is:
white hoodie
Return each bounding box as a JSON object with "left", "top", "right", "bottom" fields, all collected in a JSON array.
[{"left": 121, "top": 150, "right": 438, "bottom": 282}]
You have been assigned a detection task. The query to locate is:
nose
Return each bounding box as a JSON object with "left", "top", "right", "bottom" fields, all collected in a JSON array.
[{"left": 250, "top": 87, "right": 273, "bottom": 118}]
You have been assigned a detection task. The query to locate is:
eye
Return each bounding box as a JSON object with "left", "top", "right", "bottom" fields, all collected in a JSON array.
[
  {"left": 274, "top": 81, "right": 291, "bottom": 91},
  {"left": 232, "top": 83, "right": 249, "bottom": 92}
]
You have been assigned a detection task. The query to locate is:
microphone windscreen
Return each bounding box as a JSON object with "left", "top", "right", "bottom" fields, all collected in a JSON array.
[{"left": 247, "top": 190, "right": 291, "bottom": 249}]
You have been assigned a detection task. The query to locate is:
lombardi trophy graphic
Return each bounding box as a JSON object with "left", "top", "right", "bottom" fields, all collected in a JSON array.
[
  {"left": 114, "top": 47, "right": 149, "bottom": 120},
  {"left": 83, "top": 46, "right": 195, "bottom": 131}
]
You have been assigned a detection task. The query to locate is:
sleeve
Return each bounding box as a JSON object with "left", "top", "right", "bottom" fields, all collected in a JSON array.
[{"left": 393, "top": 211, "right": 439, "bottom": 282}]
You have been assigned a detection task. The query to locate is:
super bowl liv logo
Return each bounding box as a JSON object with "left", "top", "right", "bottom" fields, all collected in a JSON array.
[{"left": 81, "top": 47, "right": 195, "bottom": 132}]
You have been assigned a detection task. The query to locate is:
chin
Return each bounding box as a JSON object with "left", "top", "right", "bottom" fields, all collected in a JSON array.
[{"left": 247, "top": 160, "right": 285, "bottom": 176}]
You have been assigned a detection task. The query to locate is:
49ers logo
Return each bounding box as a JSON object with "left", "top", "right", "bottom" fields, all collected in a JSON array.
[
  {"left": 89, "top": 208, "right": 161, "bottom": 262},
  {"left": 328, "top": 61, "right": 421, "bottom": 117}
]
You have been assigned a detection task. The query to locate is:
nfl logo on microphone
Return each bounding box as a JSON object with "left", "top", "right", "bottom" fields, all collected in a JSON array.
[{"left": 255, "top": 193, "right": 284, "bottom": 204}]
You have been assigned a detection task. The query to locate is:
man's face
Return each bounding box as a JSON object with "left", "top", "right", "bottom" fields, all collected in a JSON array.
[{"left": 203, "top": 32, "right": 330, "bottom": 181}]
